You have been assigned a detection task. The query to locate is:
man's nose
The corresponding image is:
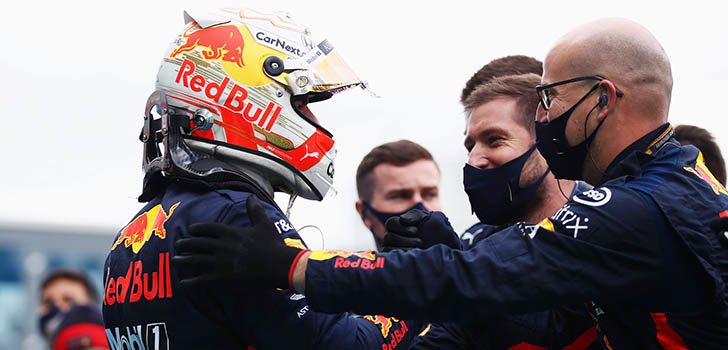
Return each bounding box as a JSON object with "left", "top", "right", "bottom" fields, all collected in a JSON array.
[
  {"left": 467, "top": 144, "right": 490, "bottom": 169},
  {"left": 411, "top": 192, "right": 423, "bottom": 204}
]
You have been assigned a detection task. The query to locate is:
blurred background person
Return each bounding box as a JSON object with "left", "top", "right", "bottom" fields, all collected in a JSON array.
[
  {"left": 354, "top": 140, "right": 442, "bottom": 250},
  {"left": 674, "top": 124, "right": 726, "bottom": 186},
  {"left": 0, "top": 225, "right": 108, "bottom": 350},
  {"left": 38, "top": 269, "right": 108, "bottom": 350}
]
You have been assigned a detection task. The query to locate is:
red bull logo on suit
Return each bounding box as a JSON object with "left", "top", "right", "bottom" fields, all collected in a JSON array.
[{"left": 111, "top": 202, "right": 180, "bottom": 254}]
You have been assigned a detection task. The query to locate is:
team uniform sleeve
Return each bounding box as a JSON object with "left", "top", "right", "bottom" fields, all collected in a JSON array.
[
  {"left": 408, "top": 220, "right": 598, "bottom": 350},
  {"left": 212, "top": 196, "right": 422, "bottom": 349},
  {"left": 409, "top": 322, "right": 473, "bottom": 349},
  {"left": 411, "top": 306, "right": 597, "bottom": 350},
  {"left": 245, "top": 289, "right": 420, "bottom": 349},
  {"left": 304, "top": 186, "right": 681, "bottom": 321}
]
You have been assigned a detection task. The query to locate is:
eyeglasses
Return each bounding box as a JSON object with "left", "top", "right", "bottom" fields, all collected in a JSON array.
[{"left": 536, "top": 75, "right": 607, "bottom": 110}]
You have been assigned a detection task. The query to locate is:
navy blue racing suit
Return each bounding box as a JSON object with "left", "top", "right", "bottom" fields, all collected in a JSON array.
[
  {"left": 102, "top": 182, "right": 419, "bottom": 349},
  {"left": 411, "top": 181, "right": 598, "bottom": 350},
  {"left": 304, "top": 124, "right": 728, "bottom": 349}
]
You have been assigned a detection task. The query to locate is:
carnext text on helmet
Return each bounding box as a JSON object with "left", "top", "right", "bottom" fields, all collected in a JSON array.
[{"left": 255, "top": 32, "right": 305, "bottom": 57}]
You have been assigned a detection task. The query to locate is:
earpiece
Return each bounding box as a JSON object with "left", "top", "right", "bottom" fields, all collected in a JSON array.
[{"left": 598, "top": 94, "right": 608, "bottom": 107}]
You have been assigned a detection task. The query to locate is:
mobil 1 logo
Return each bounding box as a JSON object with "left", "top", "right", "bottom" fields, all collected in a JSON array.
[{"left": 106, "top": 322, "right": 169, "bottom": 350}]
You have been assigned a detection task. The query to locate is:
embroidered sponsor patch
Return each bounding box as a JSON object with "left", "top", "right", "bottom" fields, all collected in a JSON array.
[
  {"left": 552, "top": 205, "right": 591, "bottom": 238},
  {"left": 517, "top": 222, "right": 541, "bottom": 239},
  {"left": 106, "top": 322, "right": 169, "bottom": 350},
  {"left": 289, "top": 293, "right": 305, "bottom": 301},
  {"left": 573, "top": 187, "right": 612, "bottom": 207},
  {"left": 461, "top": 226, "right": 485, "bottom": 246}
]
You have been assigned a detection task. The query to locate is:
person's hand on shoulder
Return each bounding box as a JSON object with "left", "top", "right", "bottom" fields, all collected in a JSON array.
[{"left": 172, "top": 195, "right": 308, "bottom": 290}]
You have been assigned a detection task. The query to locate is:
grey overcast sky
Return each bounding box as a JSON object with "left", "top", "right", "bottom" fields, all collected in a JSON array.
[{"left": 1, "top": 0, "right": 726, "bottom": 251}]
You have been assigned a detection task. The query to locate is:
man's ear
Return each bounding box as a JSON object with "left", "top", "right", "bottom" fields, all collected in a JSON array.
[
  {"left": 597, "top": 80, "right": 620, "bottom": 121},
  {"left": 355, "top": 200, "right": 369, "bottom": 225}
]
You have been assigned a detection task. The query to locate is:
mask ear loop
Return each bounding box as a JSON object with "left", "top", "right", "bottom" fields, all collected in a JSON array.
[
  {"left": 584, "top": 102, "right": 604, "bottom": 176},
  {"left": 554, "top": 102, "right": 602, "bottom": 200}
]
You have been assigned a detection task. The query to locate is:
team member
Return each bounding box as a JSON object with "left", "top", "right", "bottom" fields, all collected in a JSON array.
[
  {"left": 405, "top": 73, "right": 597, "bottom": 349},
  {"left": 39, "top": 269, "right": 108, "bottom": 350},
  {"left": 674, "top": 124, "right": 726, "bottom": 186},
  {"left": 177, "top": 18, "right": 728, "bottom": 349},
  {"left": 354, "top": 140, "right": 441, "bottom": 250},
  {"left": 457, "top": 55, "right": 546, "bottom": 245},
  {"left": 104, "top": 7, "right": 417, "bottom": 349}
]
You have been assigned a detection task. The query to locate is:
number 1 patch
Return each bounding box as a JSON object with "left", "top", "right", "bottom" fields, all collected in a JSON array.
[{"left": 573, "top": 187, "right": 612, "bottom": 207}]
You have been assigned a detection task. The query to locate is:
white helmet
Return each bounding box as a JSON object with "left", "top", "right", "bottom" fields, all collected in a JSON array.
[{"left": 141, "top": 7, "right": 368, "bottom": 201}]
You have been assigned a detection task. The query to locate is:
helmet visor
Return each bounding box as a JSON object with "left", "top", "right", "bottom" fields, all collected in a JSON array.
[{"left": 283, "top": 39, "right": 367, "bottom": 96}]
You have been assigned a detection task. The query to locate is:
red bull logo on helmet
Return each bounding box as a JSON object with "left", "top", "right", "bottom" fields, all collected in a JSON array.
[
  {"left": 167, "top": 18, "right": 287, "bottom": 88},
  {"left": 171, "top": 24, "right": 246, "bottom": 67},
  {"left": 111, "top": 202, "right": 180, "bottom": 254},
  {"left": 174, "top": 59, "right": 282, "bottom": 132}
]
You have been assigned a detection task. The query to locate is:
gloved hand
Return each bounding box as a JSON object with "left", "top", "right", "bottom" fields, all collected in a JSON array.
[
  {"left": 172, "top": 195, "right": 306, "bottom": 289},
  {"left": 381, "top": 209, "right": 462, "bottom": 252}
]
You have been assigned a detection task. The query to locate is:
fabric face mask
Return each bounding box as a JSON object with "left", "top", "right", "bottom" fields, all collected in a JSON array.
[
  {"left": 535, "top": 88, "right": 604, "bottom": 180},
  {"left": 362, "top": 201, "right": 428, "bottom": 226},
  {"left": 38, "top": 305, "right": 62, "bottom": 339},
  {"left": 463, "top": 145, "right": 548, "bottom": 225}
]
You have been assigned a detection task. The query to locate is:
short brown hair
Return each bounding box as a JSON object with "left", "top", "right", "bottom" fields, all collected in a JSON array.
[
  {"left": 463, "top": 73, "right": 541, "bottom": 135},
  {"left": 674, "top": 124, "right": 726, "bottom": 186},
  {"left": 356, "top": 140, "right": 436, "bottom": 201},
  {"left": 461, "top": 55, "right": 543, "bottom": 104},
  {"left": 40, "top": 269, "right": 98, "bottom": 302}
]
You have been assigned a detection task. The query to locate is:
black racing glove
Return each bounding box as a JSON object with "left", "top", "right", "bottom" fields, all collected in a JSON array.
[
  {"left": 172, "top": 195, "right": 306, "bottom": 290},
  {"left": 381, "top": 209, "right": 462, "bottom": 252}
]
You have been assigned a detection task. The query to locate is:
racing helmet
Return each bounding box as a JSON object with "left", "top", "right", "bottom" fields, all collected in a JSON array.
[{"left": 142, "top": 7, "right": 368, "bottom": 201}]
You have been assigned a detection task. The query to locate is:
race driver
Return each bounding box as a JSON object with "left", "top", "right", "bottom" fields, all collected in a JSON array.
[{"left": 103, "top": 7, "right": 418, "bottom": 349}]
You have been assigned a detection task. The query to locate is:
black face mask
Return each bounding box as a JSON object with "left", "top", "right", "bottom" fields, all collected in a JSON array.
[
  {"left": 362, "top": 201, "right": 428, "bottom": 227},
  {"left": 463, "top": 145, "right": 549, "bottom": 225},
  {"left": 535, "top": 85, "right": 605, "bottom": 180},
  {"left": 39, "top": 305, "right": 62, "bottom": 339}
]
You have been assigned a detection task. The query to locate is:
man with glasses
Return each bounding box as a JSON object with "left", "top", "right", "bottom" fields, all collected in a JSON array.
[{"left": 177, "top": 18, "right": 728, "bottom": 348}]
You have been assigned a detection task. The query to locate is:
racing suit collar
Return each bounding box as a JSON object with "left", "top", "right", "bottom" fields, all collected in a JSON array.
[{"left": 601, "top": 123, "right": 673, "bottom": 183}]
